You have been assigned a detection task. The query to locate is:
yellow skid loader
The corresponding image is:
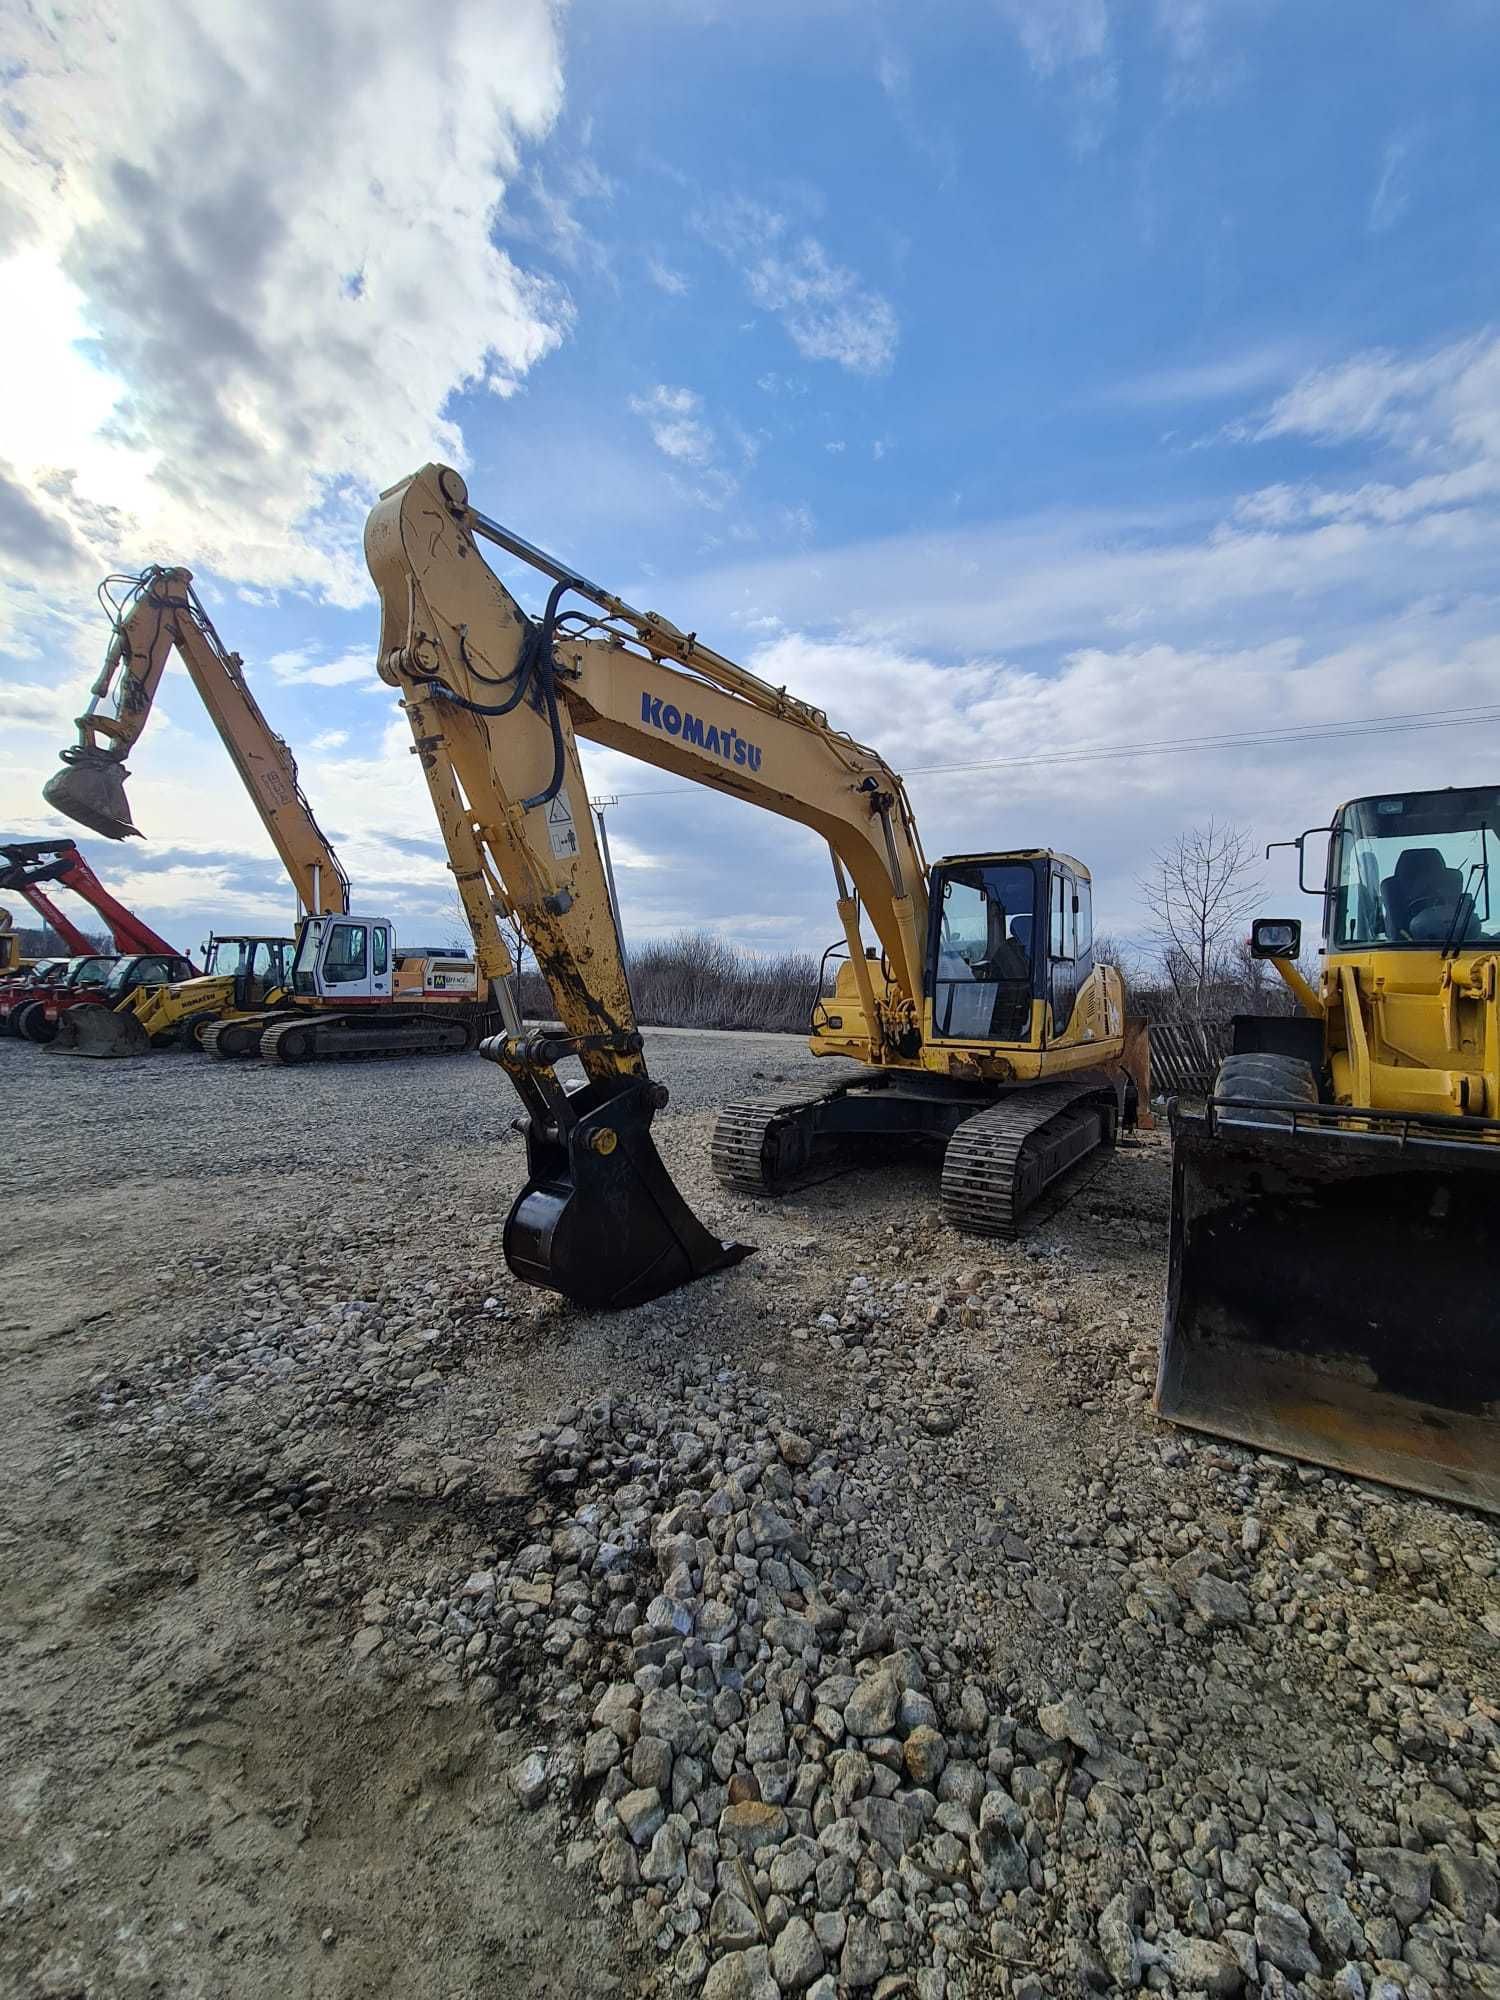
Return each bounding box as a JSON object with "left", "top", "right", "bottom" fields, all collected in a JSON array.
[
  {"left": 56, "top": 933, "right": 295, "bottom": 1055},
  {"left": 1159, "top": 784, "right": 1500, "bottom": 1515}
]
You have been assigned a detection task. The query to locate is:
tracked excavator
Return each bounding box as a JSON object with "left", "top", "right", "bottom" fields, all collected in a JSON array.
[
  {"left": 362, "top": 463, "right": 1130, "bottom": 1310},
  {"left": 1160, "top": 784, "right": 1500, "bottom": 1515},
  {"left": 43, "top": 566, "right": 493, "bottom": 1060}
]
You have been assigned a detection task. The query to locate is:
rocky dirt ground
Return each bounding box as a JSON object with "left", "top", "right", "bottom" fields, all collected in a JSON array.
[{"left": 1, "top": 1028, "right": 1496, "bottom": 2000}]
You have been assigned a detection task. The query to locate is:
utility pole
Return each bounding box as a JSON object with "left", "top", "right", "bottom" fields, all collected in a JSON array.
[{"left": 591, "top": 795, "right": 629, "bottom": 965}]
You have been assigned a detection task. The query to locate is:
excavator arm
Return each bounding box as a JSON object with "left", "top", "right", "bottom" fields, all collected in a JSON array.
[
  {"left": 364, "top": 463, "right": 931, "bottom": 1306},
  {"left": 0, "top": 840, "right": 179, "bottom": 957},
  {"left": 44, "top": 568, "right": 350, "bottom": 918}
]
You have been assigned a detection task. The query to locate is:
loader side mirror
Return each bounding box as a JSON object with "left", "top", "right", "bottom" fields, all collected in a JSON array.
[{"left": 1250, "top": 918, "right": 1301, "bottom": 960}]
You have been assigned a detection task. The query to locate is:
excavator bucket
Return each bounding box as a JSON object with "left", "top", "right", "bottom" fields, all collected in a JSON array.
[
  {"left": 42, "top": 751, "right": 140, "bottom": 840},
  {"left": 50, "top": 1002, "right": 152, "bottom": 1058},
  {"left": 1160, "top": 1099, "right": 1500, "bottom": 1516},
  {"left": 503, "top": 1073, "right": 752, "bottom": 1310}
]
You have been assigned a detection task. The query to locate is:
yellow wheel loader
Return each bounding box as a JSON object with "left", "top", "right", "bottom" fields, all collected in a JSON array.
[
  {"left": 56, "top": 933, "right": 295, "bottom": 1056},
  {"left": 1159, "top": 784, "right": 1500, "bottom": 1515}
]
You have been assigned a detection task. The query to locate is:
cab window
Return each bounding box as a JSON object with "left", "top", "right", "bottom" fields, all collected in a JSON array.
[
  {"left": 1050, "top": 874, "right": 1074, "bottom": 960},
  {"left": 323, "top": 923, "right": 368, "bottom": 984},
  {"left": 372, "top": 927, "right": 388, "bottom": 976},
  {"left": 930, "top": 862, "right": 1035, "bottom": 1040},
  {"left": 1074, "top": 879, "right": 1092, "bottom": 957},
  {"left": 250, "top": 942, "right": 280, "bottom": 980}
]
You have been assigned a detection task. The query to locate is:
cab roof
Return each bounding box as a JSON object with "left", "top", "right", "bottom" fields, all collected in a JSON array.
[{"left": 936, "top": 849, "right": 1091, "bottom": 881}]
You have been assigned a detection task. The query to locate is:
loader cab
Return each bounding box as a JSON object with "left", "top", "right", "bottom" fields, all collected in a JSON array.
[
  {"left": 927, "top": 852, "right": 1093, "bottom": 1045},
  {"left": 98, "top": 952, "right": 197, "bottom": 1001},
  {"left": 289, "top": 914, "right": 394, "bottom": 1001},
  {"left": 201, "top": 934, "right": 293, "bottom": 1007},
  {"left": 1321, "top": 787, "right": 1500, "bottom": 953}
]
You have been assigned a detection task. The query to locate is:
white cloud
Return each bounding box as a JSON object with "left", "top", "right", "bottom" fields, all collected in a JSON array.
[
  {"left": 1255, "top": 335, "right": 1496, "bottom": 451},
  {"left": 1105, "top": 343, "right": 1306, "bottom": 408},
  {"left": 647, "top": 255, "right": 691, "bottom": 297},
  {"left": 1369, "top": 129, "right": 1422, "bottom": 234},
  {"left": 994, "top": 0, "right": 1116, "bottom": 146},
  {"left": 269, "top": 648, "right": 376, "bottom": 688},
  {"left": 309, "top": 728, "right": 349, "bottom": 752},
  {"left": 629, "top": 385, "right": 717, "bottom": 466},
  {"left": 696, "top": 200, "right": 898, "bottom": 377},
  {"left": 0, "top": 0, "right": 570, "bottom": 606},
  {"left": 996, "top": 0, "right": 1110, "bottom": 75}
]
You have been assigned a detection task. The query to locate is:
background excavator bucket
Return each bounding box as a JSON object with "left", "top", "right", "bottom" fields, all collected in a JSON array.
[
  {"left": 50, "top": 1002, "right": 151, "bottom": 1058},
  {"left": 504, "top": 1074, "right": 751, "bottom": 1310},
  {"left": 1160, "top": 1101, "right": 1500, "bottom": 1515},
  {"left": 42, "top": 752, "right": 140, "bottom": 841}
]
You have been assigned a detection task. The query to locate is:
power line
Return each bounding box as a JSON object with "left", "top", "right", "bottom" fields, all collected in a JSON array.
[{"left": 590, "top": 701, "right": 1500, "bottom": 804}]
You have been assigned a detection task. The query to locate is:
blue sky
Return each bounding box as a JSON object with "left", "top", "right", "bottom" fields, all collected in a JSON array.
[{"left": 3, "top": 0, "right": 1500, "bottom": 964}]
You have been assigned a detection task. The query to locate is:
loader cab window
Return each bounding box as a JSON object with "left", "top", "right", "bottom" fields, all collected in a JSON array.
[
  {"left": 1328, "top": 789, "right": 1500, "bottom": 950},
  {"left": 930, "top": 862, "right": 1037, "bottom": 1041},
  {"left": 322, "top": 923, "right": 368, "bottom": 985}
]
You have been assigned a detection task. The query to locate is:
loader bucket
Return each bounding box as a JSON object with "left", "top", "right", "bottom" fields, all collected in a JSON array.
[
  {"left": 504, "top": 1073, "right": 752, "bottom": 1310},
  {"left": 50, "top": 1002, "right": 151, "bottom": 1058},
  {"left": 1160, "top": 1100, "right": 1500, "bottom": 1516},
  {"left": 42, "top": 750, "right": 140, "bottom": 840}
]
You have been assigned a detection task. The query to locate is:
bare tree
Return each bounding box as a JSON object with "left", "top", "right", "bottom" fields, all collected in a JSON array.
[
  {"left": 448, "top": 896, "right": 531, "bottom": 1019},
  {"left": 1140, "top": 819, "right": 1263, "bottom": 1020}
]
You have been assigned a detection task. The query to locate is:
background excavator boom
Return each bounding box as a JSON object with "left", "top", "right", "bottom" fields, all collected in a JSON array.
[{"left": 44, "top": 567, "right": 349, "bottom": 919}]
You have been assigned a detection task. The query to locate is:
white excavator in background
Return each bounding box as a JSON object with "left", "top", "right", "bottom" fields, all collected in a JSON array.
[{"left": 43, "top": 566, "right": 494, "bottom": 1060}]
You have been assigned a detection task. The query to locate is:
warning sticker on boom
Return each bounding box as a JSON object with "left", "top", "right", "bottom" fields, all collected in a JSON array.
[{"left": 546, "top": 788, "right": 579, "bottom": 860}]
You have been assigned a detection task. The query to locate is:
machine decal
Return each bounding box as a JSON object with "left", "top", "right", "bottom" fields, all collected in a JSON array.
[
  {"left": 546, "top": 788, "right": 580, "bottom": 859},
  {"left": 640, "top": 693, "right": 763, "bottom": 772}
]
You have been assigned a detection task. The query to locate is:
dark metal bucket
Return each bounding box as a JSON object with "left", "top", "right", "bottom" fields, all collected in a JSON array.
[
  {"left": 1159, "top": 1099, "right": 1500, "bottom": 1516},
  {"left": 42, "top": 752, "right": 140, "bottom": 841},
  {"left": 504, "top": 1074, "right": 752, "bottom": 1309}
]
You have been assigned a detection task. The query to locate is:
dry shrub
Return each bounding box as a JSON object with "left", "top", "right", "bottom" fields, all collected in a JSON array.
[{"left": 518, "top": 929, "right": 825, "bottom": 1034}]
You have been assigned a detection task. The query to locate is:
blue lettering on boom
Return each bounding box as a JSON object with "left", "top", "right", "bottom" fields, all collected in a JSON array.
[{"left": 640, "top": 692, "right": 763, "bottom": 773}]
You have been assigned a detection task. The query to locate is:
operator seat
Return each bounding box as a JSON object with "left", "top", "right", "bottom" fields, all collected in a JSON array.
[{"left": 1381, "top": 847, "right": 1472, "bottom": 943}]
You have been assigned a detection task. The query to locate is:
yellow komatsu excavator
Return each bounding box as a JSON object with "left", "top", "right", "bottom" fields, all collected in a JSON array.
[
  {"left": 362, "top": 463, "right": 1130, "bottom": 1309},
  {"left": 1160, "top": 784, "right": 1500, "bottom": 1515},
  {"left": 44, "top": 567, "right": 489, "bottom": 1062}
]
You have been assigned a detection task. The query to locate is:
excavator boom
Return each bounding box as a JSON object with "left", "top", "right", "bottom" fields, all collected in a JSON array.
[{"left": 44, "top": 567, "right": 349, "bottom": 917}]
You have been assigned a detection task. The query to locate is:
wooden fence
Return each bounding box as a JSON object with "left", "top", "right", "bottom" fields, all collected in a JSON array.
[{"left": 1142, "top": 1018, "right": 1234, "bottom": 1099}]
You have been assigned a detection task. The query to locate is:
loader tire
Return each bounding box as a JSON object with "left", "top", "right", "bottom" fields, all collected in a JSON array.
[
  {"left": 1212, "top": 1053, "right": 1319, "bottom": 1127},
  {"left": 14, "top": 1000, "right": 55, "bottom": 1044}
]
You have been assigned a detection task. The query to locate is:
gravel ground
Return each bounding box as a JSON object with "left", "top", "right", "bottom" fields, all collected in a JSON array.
[{"left": 1, "top": 1029, "right": 1496, "bottom": 2000}]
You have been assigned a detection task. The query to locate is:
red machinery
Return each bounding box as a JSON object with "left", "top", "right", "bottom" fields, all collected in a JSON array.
[{"left": 0, "top": 841, "right": 190, "bottom": 1042}]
